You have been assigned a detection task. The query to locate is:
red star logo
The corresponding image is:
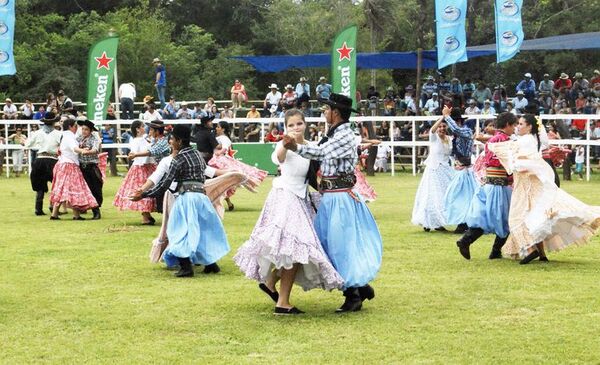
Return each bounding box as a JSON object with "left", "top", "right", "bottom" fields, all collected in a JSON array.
[
  {"left": 337, "top": 42, "right": 354, "bottom": 61},
  {"left": 95, "top": 52, "right": 113, "bottom": 70}
]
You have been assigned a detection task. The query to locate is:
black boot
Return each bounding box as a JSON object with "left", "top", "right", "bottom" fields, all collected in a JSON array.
[
  {"left": 519, "top": 250, "right": 540, "bottom": 265},
  {"left": 358, "top": 284, "right": 375, "bottom": 302},
  {"left": 35, "top": 191, "right": 46, "bottom": 216},
  {"left": 454, "top": 223, "right": 468, "bottom": 234},
  {"left": 336, "top": 288, "right": 362, "bottom": 313},
  {"left": 203, "top": 262, "right": 221, "bottom": 274},
  {"left": 489, "top": 235, "right": 507, "bottom": 260},
  {"left": 175, "top": 257, "right": 194, "bottom": 277},
  {"left": 457, "top": 228, "right": 484, "bottom": 260},
  {"left": 92, "top": 208, "right": 101, "bottom": 220}
]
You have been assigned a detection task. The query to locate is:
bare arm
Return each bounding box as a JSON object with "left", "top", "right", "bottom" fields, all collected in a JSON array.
[{"left": 430, "top": 115, "right": 445, "bottom": 134}]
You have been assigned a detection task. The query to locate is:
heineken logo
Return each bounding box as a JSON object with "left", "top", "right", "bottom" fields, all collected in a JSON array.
[
  {"left": 92, "top": 74, "right": 109, "bottom": 120},
  {"left": 339, "top": 66, "right": 351, "bottom": 97},
  {"left": 336, "top": 42, "right": 353, "bottom": 61},
  {"left": 95, "top": 51, "right": 113, "bottom": 70}
]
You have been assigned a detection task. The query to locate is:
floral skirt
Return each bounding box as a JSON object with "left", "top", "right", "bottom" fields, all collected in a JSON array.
[
  {"left": 50, "top": 162, "right": 98, "bottom": 210},
  {"left": 113, "top": 164, "right": 156, "bottom": 212}
]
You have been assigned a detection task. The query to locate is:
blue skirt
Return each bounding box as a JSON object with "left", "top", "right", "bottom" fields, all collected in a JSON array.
[
  {"left": 444, "top": 169, "right": 478, "bottom": 225},
  {"left": 163, "top": 192, "right": 230, "bottom": 267},
  {"left": 314, "top": 192, "right": 382, "bottom": 288},
  {"left": 464, "top": 184, "right": 512, "bottom": 238}
]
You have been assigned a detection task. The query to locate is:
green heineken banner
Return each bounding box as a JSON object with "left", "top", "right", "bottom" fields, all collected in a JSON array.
[
  {"left": 331, "top": 25, "right": 357, "bottom": 109},
  {"left": 87, "top": 36, "right": 119, "bottom": 121}
]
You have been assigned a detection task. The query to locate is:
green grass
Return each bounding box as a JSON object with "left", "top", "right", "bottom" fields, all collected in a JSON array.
[{"left": 1, "top": 172, "right": 600, "bottom": 364}]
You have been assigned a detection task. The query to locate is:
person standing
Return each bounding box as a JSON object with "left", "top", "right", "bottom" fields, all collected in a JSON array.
[
  {"left": 192, "top": 113, "right": 220, "bottom": 162},
  {"left": 7, "top": 126, "right": 27, "bottom": 177},
  {"left": 101, "top": 124, "right": 118, "bottom": 177},
  {"left": 153, "top": 58, "right": 167, "bottom": 108},
  {"left": 118, "top": 82, "right": 136, "bottom": 120},
  {"left": 282, "top": 93, "right": 382, "bottom": 313},
  {"left": 456, "top": 112, "right": 517, "bottom": 260},
  {"left": 77, "top": 119, "right": 103, "bottom": 220},
  {"left": 27, "top": 113, "right": 62, "bottom": 215}
]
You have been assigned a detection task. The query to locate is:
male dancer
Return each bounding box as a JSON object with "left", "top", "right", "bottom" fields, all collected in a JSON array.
[
  {"left": 282, "top": 93, "right": 383, "bottom": 313},
  {"left": 77, "top": 119, "right": 104, "bottom": 220},
  {"left": 456, "top": 112, "right": 517, "bottom": 260},
  {"left": 27, "top": 112, "right": 62, "bottom": 215}
]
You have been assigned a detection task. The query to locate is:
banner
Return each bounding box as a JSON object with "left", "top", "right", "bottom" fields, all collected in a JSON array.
[
  {"left": 331, "top": 25, "right": 357, "bottom": 109},
  {"left": 495, "top": 0, "right": 524, "bottom": 63},
  {"left": 435, "top": 0, "right": 468, "bottom": 69},
  {"left": 87, "top": 36, "right": 119, "bottom": 121},
  {"left": 0, "top": 0, "right": 16, "bottom": 76}
]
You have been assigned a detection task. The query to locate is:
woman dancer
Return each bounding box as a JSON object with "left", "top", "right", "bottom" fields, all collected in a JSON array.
[
  {"left": 234, "top": 109, "right": 343, "bottom": 315},
  {"left": 488, "top": 114, "right": 600, "bottom": 264},
  {"left": 208, "top": 120, "right": 268, "bottom": 212},
  {"left": 411, "top": 115, "right": 455, "bottom": 231},
  {"left": 131, "top": 125, "right": 230, "bottom": 277},
  {"left": 113, "top": 120, "right": 157, "bottom": 225},
  {"left": 77, "top": 119, "right": 103, "bottom": 220},
  {"left": 49, "top": 119, "right": 98, "bottom": 220}
]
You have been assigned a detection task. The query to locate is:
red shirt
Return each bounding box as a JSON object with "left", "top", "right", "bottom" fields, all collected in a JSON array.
[
  {"left": 572, "top": 118, "right": 586, "bottom": 131},
  {"left": 484, "top": 131, "right": 511, "bottom": 168},
  {"left": 554, "top": 79, "right": 572, "bottom": 90},
  {"left": 265, "top": 132, "right": 281, "bottom": 143}
]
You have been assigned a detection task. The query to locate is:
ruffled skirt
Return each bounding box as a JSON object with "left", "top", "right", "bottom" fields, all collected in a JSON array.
[
  {"left": 315, "top": 192, "right": 382, "bottom": 288},
  {"left": 113, "top": 164, "right": 156, "bottom": 212},
  {"left": 464, "top": 184, "right": 512, "bottom": 237},
  {"left": 354, "top": 166, "right": 377, "bottom": 202},
  {"left": 444, "top": 168, "right": 477, "bottom": 225},
  {"left": 49, "top": 162, "right": 98, "bottom": 210},
  {"left": 208, "top": 154, "right": 267, "bottom": 198},
  {"left": 411, "top": 164, "right": 455, "bottom": 229},
  {"left": 234, "top": 188, "right": 344, "bottom": 291},
  {"left": 163, "top": 192, "right": 230, "bottom": 267}
]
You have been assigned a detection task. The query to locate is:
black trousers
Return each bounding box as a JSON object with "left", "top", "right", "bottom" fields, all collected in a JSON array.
[
  {"left": 544, "top": 158, "right": 560, "bottom": 187},
  {"left": 461, "top": 227, "right": 508, "bottom": 248},
  {"left": 30, "top": 157, "right": 57, "bottom": 192},
  {"left": 80, "top": 164, "right": 104, "bottom": 207}
]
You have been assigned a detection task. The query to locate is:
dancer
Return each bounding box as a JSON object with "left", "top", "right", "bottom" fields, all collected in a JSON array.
[
  {"left": 113, "top": 120, "right": 157, "bottom": 225},
  {"left": 27, "top": 112, "right": 62, "bottom": 215},
  {"left": 192, "top": 112, "right": 220, "bottom": 162},
  {"left": 235, "top": 109, "right": 344, "bottom": 315},
  {"left": 77, "top": 119, "right": 103, "bottom": 220},
  {"left": 49, "top": 119, "right": 98, "bottom": 220},
  {"left": 131, "top": 125, "right": 229, "bottom": 277},
  {"left": 488, "top": 114, "right": 600, "bottom": 264},
  {"left": 456, "top": 112, "right": 517, "bottom": 260},
  {"left": 411, "top": 113, "right": 455, "bottom": 231},
  {"left": 354, "top": 133, "right": 379, "bottom": 202},
  {"left": 208, "top": 120, "right": 268, "bottom": 212},
  {"left": 441, "top": 106, "right": 478, "bottom": 233},
  {"left": 282, "top": 93, "right": 382, "bottom": 313}
]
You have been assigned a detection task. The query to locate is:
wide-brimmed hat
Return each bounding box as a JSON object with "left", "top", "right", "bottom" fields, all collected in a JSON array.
[
  {"left": 285, "top": 84, "right": 293, "bottom": 89},
  {"left": 484, "top": 99, "right": 491, "bottom": 104},
  {"left": 200, "top": 112, "right": 215, "bottom": 124},
  {"left": 145, "top": 120, "right": 165, "bottom": 129},
  {"left": 575, "top": 72, "right": 583, "bottom": 78},
  {"left": 594, "top": 69, "right": 600, "bottom": 75},
  {"left": 318, "top": 93, "right": 359, "bottom": 113},
  {"left": 5, "top": 98, "right": 11, "bottom": 103},
  {"left": 76, "top": 119, "right": 98, "bottom": 131},
  {"left": 516, "top": 90, "right": 524, "bottom": 96},
  {"left": 319, "top": 76, "right": 327, "bottom": 81},
  {"left": 543, "top": 73, "right": 550, "bottom": 77},
  {"left": 143, "top": 95, "right": 154, "bottom": 103},
  {"left": 41, "top": 111, "right": 60, "bottom": 125},
  {"left": 152, "top": 57, "right": 161, "bottom": 63},
  {"left": 524, "top": 72, "right": 532, "bottom": 78},
  {"left": 560, "top": 73, "right": 569, "bottom": 79},
  {"left": 299, "top": 76, "right": 307, "bottom": 82},
  {"left": 268, "top": 83, "right": 278, "bottom": 90},
  {"left": 426, "top": 75, "right": 434, "bottom": 80},
  {"left": 269, "top": 105, "right": 277, "bottom": 114}
]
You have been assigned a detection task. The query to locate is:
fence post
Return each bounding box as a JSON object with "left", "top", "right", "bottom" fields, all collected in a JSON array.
[
  {"left": 586, "top": 117, "right": 591, "bottom": 182},
  {"left": 389, "top": 121, "right": 394, "bottom": 176},
  {"left": 412, "top": 120, "right": 416, "bottom": 176}
]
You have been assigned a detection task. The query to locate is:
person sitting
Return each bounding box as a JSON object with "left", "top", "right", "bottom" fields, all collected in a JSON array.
[
  {"left": 515, "top": 72, "right": 536, "bottom": 101},
  {"left": 3, "top": 98, "right": 18, "bottom": 120},
  {"left": 162, "top": 96, "right": 179, "bottom": 119},
  {"left": 512, "top": 91, "right": 529, "bottom": 114},
  {"left": 176, "top": 102, "right": 193, "bottom": 119},
  {"left": 264, "top": 126, "right": 282, "bottom": 143}
]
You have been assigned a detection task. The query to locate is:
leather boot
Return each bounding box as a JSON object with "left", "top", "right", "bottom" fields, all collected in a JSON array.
[
  {"left": 203, "top": 262, "right": 221, "bottom": 274},
  {"left": 92, "top": 208, "right": 101, "bottom": 220},
  {"left": 336, "top": 288, "right": 362, "bottom": 313},
  {"left": 489, "top": 235, "right": 507, "bottom": 259},
  {"left": 175, "top": 257, "right": 194, "bottom": 277},
  {"left": 358, "top": 284, "right": 375, "bottom": 302},
  {"left": 35, "top": 191, "right": 45, "bottom": 215},
  {"left": 454, "top": 223, "right": 468, "bottom": 234}
]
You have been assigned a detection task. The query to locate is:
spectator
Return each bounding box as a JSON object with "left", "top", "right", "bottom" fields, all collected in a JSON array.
[
  {"left": 377, "top": 121, "right": 390, "bottom": 141},
  {"left": 553, "top": 73, "right": 572, "bottom": 97},
  {"left": 193, "top": 103, "right": 203, "bottom": 118},
  {"left": 210, "top": 105, "right": 220, "bottom": 119},
  {"left": 118, "top": 82, "right": 136, "bottom": 120},
  {"left": 592, "top": 121, "right": 600, "bottom": 160},
  {"left": 421, "top": 75, "right": 438, "bottom": 107},
  {"left": 244, "top": 123, "right": 261, "bottom": 142},
  {"left": 492, "top": 85, "right": 507, "bottom": 113},
  {"left": 515, "top": 72, "right": 536, "bottom": 101},
  {"left": 153, "top": 57, "right": 167, "bottom": 108},
  {"left": 300, "top": 101, "right": 311, "bottom": 118},
  {"left": 7, "top": 126, "right": 26, "bottom": 177},
  {"left": 263, "top": 84, "right": 282, "bottom": 117},
  {"left": 423, "top": 93, "right": 440, "bottom": 115},
  {"left": 383, "top": 87, "right": 397, "bottom": 116},
  {"left": 538, "top": 74, "right": 554, "bottom": 113},
  {"left": 46, "top": 92, "right": 59, "bottom": 113},
  {"left": 264, "top": 126, "right": 281, "bottom": 143},
  {"left": 367, "top": 86, "right": 380, "bottom": 116},
  {"left": 119, "top": 129, "right": 133, "bottom": 167},
  {"left": 591, "top": 70, "right": 600, "bottom": 96},
  {"left": 505, "top": 100, "right": 517, "bottom": 115},
  {"left": 472, "top": 82, "right": 492, "bottom": 108},
  {"left": 571, "top": 72, "right": 589, "bottom": 100},
  {"left": 574, "top": 146, "right": 585, "bottom": 180},
  {"left": 230, "top": 79, "right": 247, "bottom": 114},
  {"left": 403, "top": 89, "right": 417, "bottom": 116},
  {"left": 221, "top": 105, "right": 234, "bottom": 119},
  {"left": 437, "top": 74, "right": 451, "bottom": 94},
  {"left": 142, "top": 95, "right": 155, "bottom": 112},
  {"left": 246, "top": 104, "right": 261, "bottom": 118},
  {"left": 204, "top": 97, "right": 216, "bottom": 112},
  {"left": 19, "top": 98, "right": 34, "bottom": 119},
  {"left": 176, "top": 102, "right": 194, "bottom": 119},
  {"left": 281, "top": 84, "right": 297, "bottom": 108},
  {"left": 316, "top": 76, "right": 332, "bottom": 99},
  {"left": 512, "top": 91, "right": 528, "bottom": 114},
  {"left": 3, "top": 98, "right": 17, "bottom": 119},
  {"left": 465, "top": 99, "right": 480, "bottom": 115},
  {"left": 33, "top": 105, "right": 46, "bottom": 120},
  {"left": 142, "top": 103, "right": 163, "bottom": 121},
  {"left": 162, "top": 96, "right": 178, "bottom": 119},
  {"left": 101, "top": 124, "right": 118, "bottom": 177},
  {"left": 106, "top": 105, "right": 117, "bottom": 120},
  {"left": 308, "top": 124, "right": 319, "bottom": 141},
  {"left": 481, "top": 99, "right": 496, "bottom": 116},
  {"left": 295, "top": 76, "right": 310, "bottom": 106},
  {"left": 449, "top": 77, "right": 463, "bottom": 107},
  {"left": 575, "top": 92, "right": 587, "bottom": 112},
  {"left": 57, "top": 90, "right": 75, "bottom": 115},
  {"left": 374, "top": 143, "right": 391, "bottom": 172},
  {"left": 462, "top": 78, "right": 476, "bottom": 102},
  {"left": 571, "top": 110, "right": 587, "bottom": 132}
]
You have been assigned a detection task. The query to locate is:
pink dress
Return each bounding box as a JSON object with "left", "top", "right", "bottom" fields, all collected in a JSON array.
[{"left": 354, "top": 166, "right": 377, "bottom": 202}]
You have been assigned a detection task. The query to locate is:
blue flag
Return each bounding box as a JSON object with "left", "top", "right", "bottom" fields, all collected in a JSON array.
[
  {"left": 495, "top": 0, "right": 524, "bottom": 63},
  {"left": 0, "top": 0, "right": 15, "bottom": 76},
  {"left": 435, "top": 0, "right": 468, "bottom": 69}
]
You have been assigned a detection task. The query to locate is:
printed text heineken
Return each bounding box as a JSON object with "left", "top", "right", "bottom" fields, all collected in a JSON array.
[
  {"left": 340, "top": 66, "right": 351, "bottom": 97},
  {"left": 93, "top": 75, "right": 108, "bottom": 120}
]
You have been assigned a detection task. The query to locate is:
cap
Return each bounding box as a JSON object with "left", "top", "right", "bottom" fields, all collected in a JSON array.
[
  {"left": 524, "top": 73, "right": 532, "bottom": 78},
  {"left": 432, "top": 92, "right": 438, "bottom": 96}
]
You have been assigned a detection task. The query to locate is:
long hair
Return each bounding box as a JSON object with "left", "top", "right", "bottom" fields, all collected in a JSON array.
[
  {"left": 130, "top": 120, "right": 143, "bottom": 137},
  {"left": 522, "top": 113, "right": 541, "bottom": 150},
  {"left": 218, "top": 120, "right": 231, "bottom": 138}
]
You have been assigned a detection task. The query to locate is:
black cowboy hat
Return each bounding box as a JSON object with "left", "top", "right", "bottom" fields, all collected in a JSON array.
[
  {"left": 41, "top": 112, "right": 61, "bottom": 125},
  {"left": 200, "top": 112, "right": 215, "bottom": 124},
  {"left": 318, "top": 93, "right": 359, "bottom": 113},
  {"left": 145, "top": 120, "right": 165, "bottom": 129},
  {"left": 76, "top": 119, "right": 98, "bottom": 131}
]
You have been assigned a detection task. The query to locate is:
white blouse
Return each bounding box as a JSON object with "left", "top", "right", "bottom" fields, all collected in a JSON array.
[
  {"left": 216, "top": 135, "right": 232, "bottom": 152},
  {"left": 130, "top": 136, "right": 155, "bottom": 166},
  {"left": 58, "top": 130, "right": 80, "bottom": 164},
  {"left": 424, "top": 132, "right": 452, "bottom": 168},
  {"left": 271, "top": 140, "right": 311, "bottom": 198}
]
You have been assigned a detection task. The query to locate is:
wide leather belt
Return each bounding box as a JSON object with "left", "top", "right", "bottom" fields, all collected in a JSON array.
[
  {"left": 178, "top": 181, "right": 205, "bottom": 194},
  {"left": 485, "top": 167, "right": 508, "bottom": 186},
  {"left": 319, "top": 173, "right": 356, "bottom": 192},
  {"left": 37, "top": 152, "right": 58, "bottom": 159},
  {"left": 80, "top": 162, "right": 98, "bottom": 169}
]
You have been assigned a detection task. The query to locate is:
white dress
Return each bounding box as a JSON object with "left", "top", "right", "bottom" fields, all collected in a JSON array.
[{"left": 411, "top": 132, "right": 455, "bottom": 229}]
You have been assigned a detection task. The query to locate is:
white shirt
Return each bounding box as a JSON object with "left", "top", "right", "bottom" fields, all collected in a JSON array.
[
  {"left": 27, "top": 126, "right": 61, "bottom": 154},
  {"left": 271, "top": 141, "right": 310, "bottom": 198},
  {"left": 376, "top": 144, "right": 391, "bottom": 158},
  {"left": 216, "top": 135, "right": 232, "bottom": 151},
  {"left": 481, "top": 106, "right": 496, "bottom": 115},
  {"left": 119, "top": 83, "right": 136, "bottom": 100},
  {"left": 424, "top": 132, "right": 452, "bottom": 169},
  {"left": 20, "top": 103, "right": 34, "bottom": 117},
  {"left": 424, "top": 98, "right": 439, "bottom": 113},
  {"left": 265, "top": 91, "right": 282, "bottom": 105},
  {"left": 575, "top": 150, "right": 585, "bottom": 164},
  {"left": 465, "top": 106, "right": 480, "bottom": 115},
  {"left": 59, "top": 130, "right": 80, "bottom": 164},
  {"left": 130, "top": 136, "right": 155, "bottom": 166},
  {"left": 3, "top": 104, "right": 17, "bottom": 115},
  {"left": 513, "top": 97, "right": 528, "bottom": 111},
  {"left": 149, "top": 155, "right": 216, "bottom": 189},
  {"left": 143, "top": 110, "right": 163, "bottom": 121}
]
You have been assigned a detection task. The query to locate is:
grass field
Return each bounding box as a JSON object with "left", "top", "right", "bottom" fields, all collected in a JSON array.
[{"left": 1, "top": 171, "right": 600, "bottom": 364}]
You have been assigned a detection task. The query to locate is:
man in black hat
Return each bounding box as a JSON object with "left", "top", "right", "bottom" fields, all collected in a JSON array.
[
  {"left": 27, "top": 112, "right": 62, "bottom": 215},
  {"left": 192, "top": 112, "right": 220, "bottom": 162},
  {"left": 282, "top": 93, "right": 383, "bottom": 313},
  {"left": 77, "top": 119, "right": 103, "bottom": 220},
  {"left": 128, "top": 120, "right": 170, "bottom": 163}
]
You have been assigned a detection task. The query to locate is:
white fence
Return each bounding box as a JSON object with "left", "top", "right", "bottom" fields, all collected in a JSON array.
[{"left": 1, "top": 114, "right": 599, "bottom": 180}]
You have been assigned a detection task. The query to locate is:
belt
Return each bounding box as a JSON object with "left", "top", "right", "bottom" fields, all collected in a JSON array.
[
  {"left": 319, "top": 173, "right": 356, "bottom": 192},
  {"left": 37, "top": 152, "right": 58, "bottom": 158},
  {"left": 178, "top": 181, "right": 205, "bottom": 194},
  {"left": 485, "top": 167, "right": 509, "bottom": 186},
  {"left": 80, "top": 162, "right": 98, "bottom": 169}
]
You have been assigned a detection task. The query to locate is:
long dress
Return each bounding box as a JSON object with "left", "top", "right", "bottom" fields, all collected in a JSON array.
[
  {"left": 489, "top": 134, "right": 600, "bottom": 258},
  {"left": 234, "top": 142, "right": 344, "bottom": 291},
  {"left": 411, "top": 132, "right": 455, "bottom": 229}
]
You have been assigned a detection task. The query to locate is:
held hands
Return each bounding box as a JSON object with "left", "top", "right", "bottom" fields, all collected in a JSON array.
[
  {"left": 442, "top": 105, "right": 451, "bottom": 117},
  {"left": 282, "top": 134, "right": 298, "bottom": 151},
  {"left": 129, "top": 188, "right": 143, "bottom": 201},
  {"left": 127, "top": 152, "right": 137, "bottom": 161}
]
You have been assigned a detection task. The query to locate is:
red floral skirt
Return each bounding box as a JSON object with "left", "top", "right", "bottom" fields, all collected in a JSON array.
[
  {"left": 113, "top": 164, "right": 157, "bottom": 212},
  {"left": 50, "top": 162, "right": 98, "bottom": 210}
]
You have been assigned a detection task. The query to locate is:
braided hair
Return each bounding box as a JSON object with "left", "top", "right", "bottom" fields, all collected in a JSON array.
[{"left": 522, "top": 113, "right": 540, "bottom": 150}]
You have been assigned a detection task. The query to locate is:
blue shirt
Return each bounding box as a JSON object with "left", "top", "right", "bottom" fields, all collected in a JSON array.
[
  {"left": 101, "top": 128, "right": 115, "bottom": 144},
  {"left": 316, "top": 83, "right": 332, "bottom": 99},
  {"left": 444, "top": 116, "right": 473, "bottom": 160},
  {"left": 155, "top": 65, "right": 167, "bottom": 86},
  {"left": 516, "top": 79, "right": 535, "bottom": 95}
]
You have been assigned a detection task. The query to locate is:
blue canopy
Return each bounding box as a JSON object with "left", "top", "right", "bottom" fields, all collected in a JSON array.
[{"left": 234, "top": 32, "right": 600, "bottom": 72}]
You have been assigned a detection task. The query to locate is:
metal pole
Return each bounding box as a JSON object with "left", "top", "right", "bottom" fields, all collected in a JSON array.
[
  {"left": 412, "top": 120, "right": 417, "bottom": 176},
  {"left": 27, "top": 123, "right": 31, "bottom": 175},
  {"left": 390, "top": 122, "right": 395, "bottom": 176},
  {"left": 4, "top": 124, "right": 8, "bottom": 178},
  {"left": 586, "top": 117, "right": 590, "bottom": 181}
]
